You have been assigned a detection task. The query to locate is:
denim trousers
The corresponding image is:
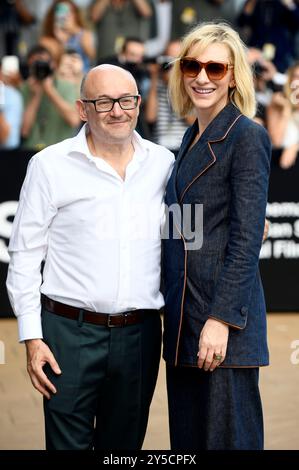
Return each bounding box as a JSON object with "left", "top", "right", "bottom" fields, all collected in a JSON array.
[{"left": 166, "top": 364, "right": 264, "bottom": 450}]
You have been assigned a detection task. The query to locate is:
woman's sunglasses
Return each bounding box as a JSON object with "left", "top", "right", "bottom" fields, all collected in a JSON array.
[{"left": 180, "top": 57, "right": 234, "bottom": 81}]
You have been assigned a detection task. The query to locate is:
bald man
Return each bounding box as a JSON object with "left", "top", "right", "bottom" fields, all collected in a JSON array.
[{"left": 7, "top": 65, "right": 174, "bottom": 450}]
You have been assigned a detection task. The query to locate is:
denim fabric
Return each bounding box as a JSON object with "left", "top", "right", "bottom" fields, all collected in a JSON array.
[
  {"left": 162, "top": 102, "right": 272, "bottom": 367},
  {"left": 166, "top": 365, "right": 264, "bottom": 450}
]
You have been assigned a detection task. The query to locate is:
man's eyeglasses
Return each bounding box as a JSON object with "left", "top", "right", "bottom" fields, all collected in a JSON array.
[
  {"left": 81, "top": 95, "right": 140, "bottom": 113},
  {"left": 180, "top": 57, "right": 234, "bottom": 81}
]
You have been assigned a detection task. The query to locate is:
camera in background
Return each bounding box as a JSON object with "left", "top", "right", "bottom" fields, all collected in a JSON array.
[{"left": 30, "top": 60, "right": 53, "bottom": 81}]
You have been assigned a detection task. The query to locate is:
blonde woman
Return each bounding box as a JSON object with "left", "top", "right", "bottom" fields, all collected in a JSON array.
[
  {"left": 162, "top": 23, "right": 271, "bottom": 450},
  {"left": 267, "top": 62, "right": 299, "bottom": 169}
]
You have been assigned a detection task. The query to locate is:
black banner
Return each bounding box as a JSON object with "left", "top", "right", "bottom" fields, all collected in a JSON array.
[
  {"left": 0, "top": 150, "right": 33, "bottom": 317},
  {"left": 260, "top": 151, "right": 299, "bottom": 311},
  {"left": 0, "top": 150, "right": 298, "bottom": 318}
]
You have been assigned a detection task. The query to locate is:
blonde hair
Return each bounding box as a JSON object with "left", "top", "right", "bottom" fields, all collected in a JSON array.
[
  {"left": 284, "top": 61, "right": 299, "bottom": 109},
  {"left": 169, "top": 22, "right": 256, "bottom": 119}
]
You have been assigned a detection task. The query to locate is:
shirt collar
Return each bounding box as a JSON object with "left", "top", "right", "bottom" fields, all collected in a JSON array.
[
  {"left": 68, "top": 123, "right": 93, "bottom": 161},
  {"left": 68, "top": 124, "right": 150, "bottom": 163}
]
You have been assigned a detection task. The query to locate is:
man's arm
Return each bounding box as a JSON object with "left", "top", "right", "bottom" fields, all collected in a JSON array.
[
  {"left": 132, "top": 0, "right": 152, "bottom": 17},
  {"left": 6, "top": 156, "right": 61, "bottom": 398},
  {"left": 42, "top": 77, "right": 80, "bottom": 128},
  {"left": 0, "top": 111, "right": 10, "bottom": 144},
  {"left": 15, "top": 0, "right": 36, "bottom": 24},
  {"left": 21, "top": 78, "right": 43, "bottom": 138},
  {"left": 90, "top": 0, "right": 110, "bottom": 23}
]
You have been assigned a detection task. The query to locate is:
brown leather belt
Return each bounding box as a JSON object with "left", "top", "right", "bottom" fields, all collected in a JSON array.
[{"left": 41, "top": 295, "right": 156, "bottom": 327}]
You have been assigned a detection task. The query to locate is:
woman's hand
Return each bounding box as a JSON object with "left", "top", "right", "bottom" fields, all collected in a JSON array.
[
  {"left": 271, "top": 92, "right": 291, "bottom": 114},
  {"left": 197, "top": 318, "right": 229, "bottom": 372},
  {"left": 263, "top": 218, "right": 270, "bottom": 242},
  {"left": 280, "top": 144, "right": 299, "bottom": 169},
  {"left": 54, "top": 25, "right": 70, "bottom": 44}
]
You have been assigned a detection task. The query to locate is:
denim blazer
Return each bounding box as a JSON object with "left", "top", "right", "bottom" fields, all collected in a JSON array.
[{"left": 162, "top": 102, "right": 272, "bottom": 367}]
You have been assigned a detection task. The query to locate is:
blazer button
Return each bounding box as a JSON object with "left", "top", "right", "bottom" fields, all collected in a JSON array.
[{"left": 241, "top": 306, "right": 248, "bottom": 316}]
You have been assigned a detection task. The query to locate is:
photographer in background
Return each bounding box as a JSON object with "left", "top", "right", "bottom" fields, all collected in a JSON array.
[
  {"left": 41, "top": 1, "right": 95, "bottom": 73},
  {"left": 145, "top": 40, "right": 194, "bottom": 155},
  {"left": 267, "top": 62, "right": 299, "bottom": 169},
  {"left": 90, "top": 0, "right": 153, "bottom": 62},
  {"left": 99, "top": 37, "right": 151, "bottom": 137},
  {"left": 238, "top": 0, "right": 299, "bottom": 72},
  {"left": 21, "top": 45, "right": 80, "bottom": 150},
  {"left": 171, "top": 0, "right": 244, "bottom": 41},
  {"left": 56, "top": 48, "right": 84, "bottom": 91},
  {"left": 100, "top": 37, "right": 150, "bottom": 97}
]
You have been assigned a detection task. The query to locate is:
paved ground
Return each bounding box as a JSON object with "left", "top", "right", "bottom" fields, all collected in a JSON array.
[{"left": 0, "top": 314, "right": 298, "bottom": 450}]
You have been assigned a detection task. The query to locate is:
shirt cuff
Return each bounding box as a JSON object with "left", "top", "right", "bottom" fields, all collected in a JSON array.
[{"left": 18, "top": 313, "right": 43, "bottom": 342}]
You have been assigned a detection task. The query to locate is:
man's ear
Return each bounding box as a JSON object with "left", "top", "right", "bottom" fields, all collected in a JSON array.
[
  {"left": 136, "top": 94, "right": 142, "bottom": 117},
  {"left": 76, "top": 99, "right": 87, "bottom": 122}
]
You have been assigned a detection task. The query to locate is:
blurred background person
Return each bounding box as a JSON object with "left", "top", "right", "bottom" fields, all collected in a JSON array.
[
  {"left": 171, "top": 0, "right": 245, "bottom": 41},
  {"left": 246, "top": 47, "right": 286, "bottom": 127},
  {"left": 14, "top": 0, "right": 53, "bottom": 59},
  {"left": 267, "top": 61, "right": 299, "bottom": 169},
  {"left": 99, "top": 37, "right": 150, "bottom": 96},
  {"left": 144, "top": 0, "right": 172, "bottom": 59},
  {"left": 90, "top": 0, "right": 153, "bottom": 62},
  {"left": 21, "top": 45, "right": 80, "bottom": 150},
  {"left": 41, "top": 0, "right": 95, "bottom": 72},
  {"left": 99, "top": 36, "right": 151, "bottom": 137},
  {"left": 56, "top": 48, "right": 84, "bottom": 92},
  {"left": 0, "top": 0, "right": 20, "bottom": 57},
  {"left": 238, "top": 0, "right": 299, "bottom": 72},
  {"left": 145, "top": 40, "right": 194, "bottom": 155},
  {"left": 0, "top": 56, "right": 23, "bottom": 149}
]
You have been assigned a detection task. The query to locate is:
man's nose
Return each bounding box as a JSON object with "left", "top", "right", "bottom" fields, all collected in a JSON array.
[{"left": 110, "top": 101, "right": 124, "bottom": 116}]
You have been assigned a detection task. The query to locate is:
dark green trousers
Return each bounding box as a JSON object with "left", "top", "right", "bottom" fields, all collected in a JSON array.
[{"left": 41, "top": 308, "right": 161, "bottom": 450}]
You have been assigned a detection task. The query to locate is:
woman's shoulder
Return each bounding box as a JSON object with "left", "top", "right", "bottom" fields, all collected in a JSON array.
[{"left": 235, "top": 114, "right": 270, "bottom": 143}]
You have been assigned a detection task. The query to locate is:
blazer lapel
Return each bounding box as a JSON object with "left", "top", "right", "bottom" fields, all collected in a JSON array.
[
  {"left": 176, "top": 103, "right": 243, "bottom": 203},
  {"left": 165, "top": 123, "right": 197, "bottom": 206}
]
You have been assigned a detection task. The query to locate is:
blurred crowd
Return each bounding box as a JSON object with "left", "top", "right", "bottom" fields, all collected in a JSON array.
[{"left": 0, "top": 0, "right": 299, "bottom": 168}]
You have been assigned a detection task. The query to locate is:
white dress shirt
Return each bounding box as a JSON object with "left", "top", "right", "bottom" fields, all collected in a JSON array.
[{"left": 7, "top": 124, "right": 174, "bottom": 341}]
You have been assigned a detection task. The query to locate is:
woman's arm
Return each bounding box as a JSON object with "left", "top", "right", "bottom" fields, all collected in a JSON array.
[
  {"left": 208, "top": 122, "right": 271, "bottom": 330},
  {"left": 266, "top": 92, "right": 292, "bottom": 147},
  {"left": 280, "top": 143, "right": 299, "bottom": 169},
  {"left": 81, "top": 30, "right": 96, "bottom": 61},
  {"left": 144, "top": 65, "right": 159, "bottom": 123}
]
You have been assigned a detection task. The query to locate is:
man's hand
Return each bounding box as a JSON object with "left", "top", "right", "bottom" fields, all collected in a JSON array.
[
  {"left": 41, "top": 76, "right": 55, "bottom": 95},
  {"left": 25, "top": 339, "right": 61, "bottom": 399},
  {"left": 197, "top": 318, "right": 229, "bottom": 372},
  {"left": 27, "top": 77, "right": 43, "bottom": 98}
]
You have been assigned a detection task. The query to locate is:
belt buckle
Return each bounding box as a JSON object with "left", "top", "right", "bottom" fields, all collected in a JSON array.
[
  {"left": 107, "top": 312, "right": 129, "bottom": 328},
  {"left": 107, "top": 314, "right": 118, "bottom": 328}
]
